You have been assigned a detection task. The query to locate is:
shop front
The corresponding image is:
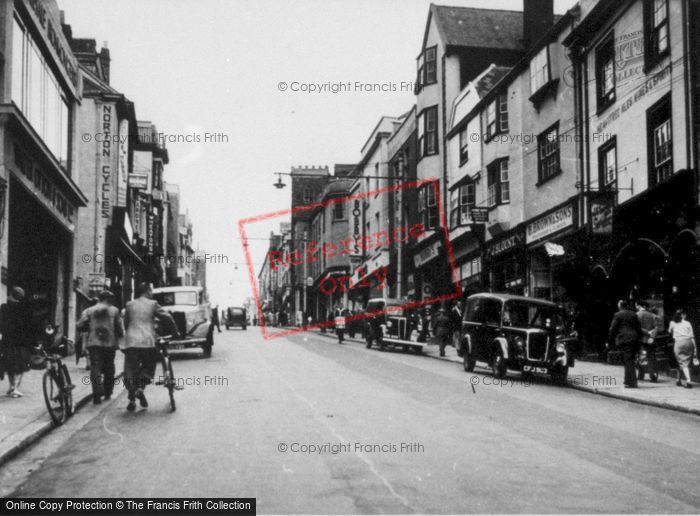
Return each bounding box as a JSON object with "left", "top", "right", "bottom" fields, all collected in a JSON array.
[
  {"left": 483, "top": 227, "right": 526, "bottom": 296},
  {"left": 412, "top": 237, "right": 454, "bottom": 301}
]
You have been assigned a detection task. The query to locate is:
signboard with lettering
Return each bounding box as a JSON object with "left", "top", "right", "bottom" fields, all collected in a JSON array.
[
  {"left": 146, "top": 213, "right": 155, "bottom": 256},
  {"left": 99, "top": 103, "right": 114, "bottom": 222},
  {"left": 591, "top": 196, "right": 614, "bottom": 235},
  {"left": 128, "top": 174, "right": 149, "bottom": 190},
  {"left": 526, "top": 203, "right": 574, "bottom": 244},
  {"left": 413, "top": 241, "right": 442, "bottom": 268},
  {"left": 133, "top": 150, "right": 153, "bottom": 193},
  {"left": 470, "top": 207, "right": 489, "bottom": 224},
  {"left": 116, "top": 118, "right": 129, "bottom": 207},
  {"left": 485, "top": 230, "right": 524, "bottom": 261},
  {"left": 350, "top": 199, "right": 363, "bottom": 258}
]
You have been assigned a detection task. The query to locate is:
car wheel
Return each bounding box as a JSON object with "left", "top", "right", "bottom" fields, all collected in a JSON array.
[
  {"left": 463, "top": 344, "right": 476, "bottom": 372},
  {"left": 551, "top": 365, "right": 569, "bottom": 386},
  {"left": 491, "top": 347, "right": 507, "bottom": 379}
]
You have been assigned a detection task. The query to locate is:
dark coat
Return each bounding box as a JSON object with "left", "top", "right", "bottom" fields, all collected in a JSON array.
[
  {"left": 0, "top": 300, "right": 34, "bottom": 375},
  {"left": 609, "top": 309, "right": 642, "bottom": 348},
  {"left": 432, "top": 311, "right": 452, "bottom": 338}
]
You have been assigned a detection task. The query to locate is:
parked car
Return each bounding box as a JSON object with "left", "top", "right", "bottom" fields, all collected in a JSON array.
[
  {"left": 460, "top": 293, "right": 575, "bottom": 385},
  {"left": 363, "top": 298, "right": 425, "bottom": 354},
  {"left": 225, "top": 307, "right": 247, "bottom": 330},
  {"left": 152, "top": 286, "right": 214, "bottom": 357}
]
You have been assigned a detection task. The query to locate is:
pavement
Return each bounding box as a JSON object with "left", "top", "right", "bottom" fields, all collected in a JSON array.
[
  {"left": 0, "top": 351, "right": 124, "bottom": 467},
  {"left": 3, "top": 327, "right": 699, "bottom": 512},
  {"left": 315, "top": 330, "right": 700, "bottom": 416}
]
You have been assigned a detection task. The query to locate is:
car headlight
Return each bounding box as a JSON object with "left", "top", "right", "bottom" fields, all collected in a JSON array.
[
  {"left": 514, "top": 336, "right": 525, "bottom": 356},
  {"left": 186, "top": 315, "right": 196, "bottom": 326},
  {"left": 556, "top": 342, "right": 566, "bottom": 355},
  {"left": 386, "top": 321, "right": 393, "bottom": 328}
]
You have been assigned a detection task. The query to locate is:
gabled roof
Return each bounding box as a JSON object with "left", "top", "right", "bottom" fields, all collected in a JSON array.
[{"left": 425, "top": 5, "right": 525, "bottom": 52}]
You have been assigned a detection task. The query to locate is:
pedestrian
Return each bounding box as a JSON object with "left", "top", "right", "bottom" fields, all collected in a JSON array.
[
  {"left": 669, "top": 310, "right": 697, "bottom": 389},
  {"left": 0, "top": 287, "right": 33, "bottom": 398},
  {"left": 76, "top": 290, "right": 124, "bottom": 404},
  {"left": 123, "top": 282, "right": 178, "bottom": 412},
  {"left": 211, "top": 305, "right": 221, "bottom": 333},
  {"left": 432, "top": 306, "right": 452, "bottom": 357},
  {"left": 635, "top": 300, "right": 658, "bottom": 382},
  {"left": 608, "top": 300, "right": 643, "bottom": 388}
]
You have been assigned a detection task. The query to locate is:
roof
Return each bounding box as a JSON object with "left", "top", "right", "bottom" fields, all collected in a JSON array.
[
  {"left": 429, "top": 5, "right": 525, "bottom": 51},
  {"left": 466, "top": 293, "right": 558, "bottom": 307},
  {"left": 474, "top": 65, "right": 512, "bottom": 98},
  {"left": 153, "top": 286, "right": 204, "bottom": 294}
]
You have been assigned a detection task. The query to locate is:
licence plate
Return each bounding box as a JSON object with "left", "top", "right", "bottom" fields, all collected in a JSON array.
[
  {"left": 523, "top": 365, "right": 547, "bottom": 374},
  {"left": 171, "top": 344, "right": 185, "bottom": 350}
]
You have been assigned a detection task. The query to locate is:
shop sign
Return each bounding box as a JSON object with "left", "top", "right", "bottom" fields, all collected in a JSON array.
[
  {"left": 146, "top": 213, "right": 155, "bottom": 256},
  {"left": 99, "top": 104, "right": 114, "bottom": 222},
  {"left": 12, "top": 145, "right": 76, "bottom": 229},
  {"left": 413, "top": 241, "right": 442, "bottom": 268},
  {"left": 485, "top": 231, "right": 524, "bottom": 261},
  {"left": 133, "top": 150, "right": 153, "bottom": 193},
  {"left": 526, "top": 204, "right": 574, "bottom": 244},
  {"left": 470, "top": 207, "right": 489, "bottom": 224},
  {"left": 591, "top": 196, "right": 614, "bottom": 235},
  {"left": 350, "top": 199, "right": 363, "bottom": 258},
  {"left": 128, "top": 174, "right": 149, "bottom": 190},
  {"left": 116, "top": 118, "right": 129, "bottom": 207}
]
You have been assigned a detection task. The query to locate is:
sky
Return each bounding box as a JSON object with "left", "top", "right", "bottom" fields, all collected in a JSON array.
[{"left": 60, "top": 0, "right": 577, "bottom": 308}]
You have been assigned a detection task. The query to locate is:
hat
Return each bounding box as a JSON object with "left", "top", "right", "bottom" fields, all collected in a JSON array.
[
  {"left": 98, "top": 290, "right": 115, "bottom": 301},
  {"left": 11, "top": 287, "right": 25, "bottom": 301}
]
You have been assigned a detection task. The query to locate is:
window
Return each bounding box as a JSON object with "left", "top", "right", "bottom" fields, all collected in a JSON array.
[
  {"left": 537, "top": 124, "right": 560, "bottom": 184},
  {"left": 11, "top": 16, "right": 70, "bottom": 167},
  {"left": 599, "top": 137, "right": 617, "bottom": 187},
  {"left": 303, "top": 187, "right": 312, "bottom": 203},
  {"left": 450, "top": 183, "right": 475, "bottom": 228},
  {"left": 332, "top": 200, "right": 345, "bottom": 220},
  {"left": 529, "top": 46, "right": 551, "bottom": 94},
  {"left": 487, "top": 159, "right": 509, "bottom": 208},
  {"left": 418, "top": 106, "right": 438, "bottom": 158},
  {"left": 459, "top": 129, "right": 469, "bottom": 164},
  {"left": 485, "top": 93, "right": 508, "bottom": 140},
  {"left": 645, "top": 0, "right": 669, "bottom": 67},
  {"left": 418, "top": 183, "right": 439, "bottom": 230},
  {"left": 647, "top": 96, "right": 672, "bottom": 186},
  {"left": 416, "top": 46, "right": 437, "bottom": 89},
  {"left": 596, "top": 35, "right": 616, "bottom": 111}
]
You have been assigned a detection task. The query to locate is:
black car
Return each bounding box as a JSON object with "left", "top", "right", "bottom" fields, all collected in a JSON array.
[
  {"left": 363, "top": 298, "right": 425, "bottom": 354},
  {"left": 225, "top": 307, "right": 247, "bottom": 330},
  {"left": 460, "top": 293, "right": 575, "bottom": 385}
]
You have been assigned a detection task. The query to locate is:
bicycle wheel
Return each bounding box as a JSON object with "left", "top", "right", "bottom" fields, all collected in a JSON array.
[
  {"left": 60, "top": 366, "right": 74, "bottom": 417},
  {"left": 43, "top": 371, "right": 67, "bottom": 425}
]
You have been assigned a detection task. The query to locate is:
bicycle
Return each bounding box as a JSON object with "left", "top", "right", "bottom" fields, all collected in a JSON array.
[
  {"left": 40, "top": 337, "right": 76, "bottom": 425},
  {"left": 154, "top": 335, "right": 182, "bottom": 412}
]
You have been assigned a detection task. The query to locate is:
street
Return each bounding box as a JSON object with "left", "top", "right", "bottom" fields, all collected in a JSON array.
[{"left": 1, "top": 327, "right": 699, "bottom": 514}]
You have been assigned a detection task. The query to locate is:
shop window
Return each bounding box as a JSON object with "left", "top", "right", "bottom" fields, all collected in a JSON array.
[
  {"left": 450, "top": 183, "right": 475, "bottom": 228},
  {"left": 644, "top": 0, "right": 669, "bottom": 69},
  {"left": 596, "top": 34, "right": 616, "bottom": 112},
  {"left": 487, "top": 159, "right": 509, "bottom": 208},
  {"left": 647, "top": 95, "right": 672, "bottom": 186},
  {"left": 11, "top": 15, "right": 70, "bottom": 168},
  {"left": 418, "top": 183, "right": 439, "bottom": 230},
  {"left": 529, "top": 46, "right": 551, "bottom": 95},
  {"left": 537, "top": 123, "right": 560, "bottom": 184},
  {"left": 459, "top": 129, "right": 469, "bottom": 165},
  {"left": 418, "top": 106, "right": 438, "bottom": 159},
  {"left": 486, "top": 93, "right": 508, "bottom": 141},
  {"left": 598, "top": 137, "right": 617, "bottom": 188}
]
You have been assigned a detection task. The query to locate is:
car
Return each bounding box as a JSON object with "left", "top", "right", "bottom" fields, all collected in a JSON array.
[
  {"left": 225, "top": 307, "right": 247, "bottom": 330},
  {"left": 152, "top": 286, "right": 214, "bottom": 357},
  {"left": 460, "top": 293, "right": 575, "bottom": 385},
  {"left": 363, "top": 298, "right": 426, "bottom": 354}
]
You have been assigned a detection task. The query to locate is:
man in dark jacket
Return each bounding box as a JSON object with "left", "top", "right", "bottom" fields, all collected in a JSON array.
[
  {"left": 635, "top": 300, "right": 658, "bottom": 382},
  {"left": 432, "top": 307, "right": 452, "bottom": 357},
  {"left": 608, "top": 300, "right": 643, "bottom": 388}
]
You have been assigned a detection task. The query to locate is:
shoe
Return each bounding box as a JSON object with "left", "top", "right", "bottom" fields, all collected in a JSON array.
[
  {"left": 439, "top": 351, "right": 446, "bottom": 357},
  {"left": 685, "top": 384, "right": 693, "bottom": 389},
  {"left": 677, "top": 380, "right": 683, "bottom": 387},
  {"left": 11, "top": 389, "right": 23, "bottom": 397},
  {"left": 6, "top": 389, "right": 14, "bottom": 397},
  {"left": 93, "top": 397, "right": 102, "bottom": 405},
  {"left": 126, "top": 401, "right": 136, "bottom": 412},
  {"left": 104, "top": 394, "right": 112, "bottom": 401},
  {"left": 136, "top": 389, "right": 148, "bottom": 408}
]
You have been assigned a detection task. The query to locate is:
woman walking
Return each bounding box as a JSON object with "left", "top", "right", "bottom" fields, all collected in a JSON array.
[
  {"left": 669, "top": 310, "right": 697, "bottom": 389},
  {"left": 0, "top": 287, "right": 34, "bottom": 398}
]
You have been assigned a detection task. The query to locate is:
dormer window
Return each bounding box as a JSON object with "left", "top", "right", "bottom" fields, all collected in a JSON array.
[{"left": 530, "top": 46, "right": 551, "bottom": 95}]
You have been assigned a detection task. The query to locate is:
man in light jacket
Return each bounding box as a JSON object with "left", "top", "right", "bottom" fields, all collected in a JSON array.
[
  {"left": 77, "top": 290, "right": 124, "bottom": 404},
  {"left": 123, "top": 282, "right": 178, "bottom": 412}
]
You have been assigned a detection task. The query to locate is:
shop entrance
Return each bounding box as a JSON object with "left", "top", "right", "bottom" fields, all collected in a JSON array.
[
  {"left": 7, "top": 177, "right": 71, "bottom": 332},
  {"left": 609, "top": 238, "right": 667, "bottom": 304}
]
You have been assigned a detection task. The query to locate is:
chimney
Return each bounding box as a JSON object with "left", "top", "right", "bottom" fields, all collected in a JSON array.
[
  {"left": 523, "top": 0, "right": 554, "bottom": 50},
  {"left": 100, "top": 43, "right": 111, "bottom": 84}
]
